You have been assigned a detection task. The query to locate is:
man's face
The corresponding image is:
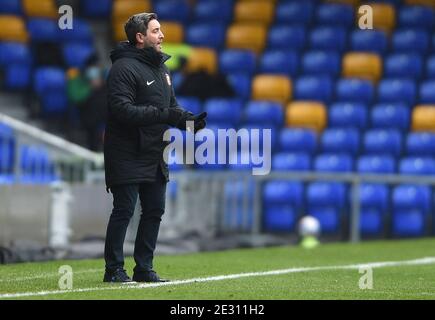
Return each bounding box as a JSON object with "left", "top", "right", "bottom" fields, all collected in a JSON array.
[{"left": 137, "top": 19, "right": 164, "bottom": 52}]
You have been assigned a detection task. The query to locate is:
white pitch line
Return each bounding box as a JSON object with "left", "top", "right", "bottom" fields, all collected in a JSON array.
[
  {"left": 0, "top": 269, "right": 103, "bottom": 283},
  {"left": 1, "top": 256, "right": 435, "bottom": 299}
]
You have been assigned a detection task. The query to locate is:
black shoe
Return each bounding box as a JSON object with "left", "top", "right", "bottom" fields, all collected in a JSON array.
[
  {"left": 103, "top": 268, "right": 133, "bottom": 283},
  {"left": 132, "top": 270, "right": 170, "bottom": 283}
]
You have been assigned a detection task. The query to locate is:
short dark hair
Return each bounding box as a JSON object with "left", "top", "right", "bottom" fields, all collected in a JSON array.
[{"left": 124, "top": 12, "right": 158, "bottom": 45}]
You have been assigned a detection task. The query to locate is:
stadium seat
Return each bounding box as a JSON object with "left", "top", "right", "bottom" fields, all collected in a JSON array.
[
  {"left": 193, "top": 0, "right": 233, "bottom": 23},
  {"left": 328, "top": 102, "right": 368, "bottom": 130},
  {"left": 0, "top": 0, "right": 22, "bottom": 15},
  {"left": 0, "top": 123, "right": 15, "bottom": 174},
  {"left": 219, "top": 49, "right": 256, "bottom": 75},
  {"left": 176, "top": 96, "right": 202, "bottom": 114},
  {"left": 259, "top": 50, "right": 298, "bottom": 77},
  {"left": 154, "top": 0, "right": 190, "bottom": 24},
  {"left": 112, "top": 0, "right": 151, "bottom": 35},
  {"left": 384, "top": 53, "right": 423, "bottom": 79},
  {"left": 360, "top": 208, "right": 385, "bottom": 236},
  {"left": 399, "top": 157, "right": 435, "bottom": 175},
  {"left": 186, "top": 23, "right": 226, "bottom": 50},
  {"left": 321, "top": 128, "right": 360, "bottom": 155},
  {"left": 27, "top": 18, "right": 59, "bottom": 42},
  {"left": 357, "top": 155, "right": 396, "bottom": 174},
  {"left": 406, "top": 132, "right": 435, "bottom": 156},
  {"left": 279, "top": 128, "right": 318, "bottom": 154},
  {"left": 392, "top": 209, "right": 426, "bottom": 237},
  {"left": 185, "top": 48, "right": 217, "bottom": 74},
  {"left": 3, "top": 64, "right": 32, "bottom": 89},
  {"left": 359, "top": 184, "right": 390, "bottom": 212},
  {"left": 272, "top": 152, "right": 311, "bottom": 171},
  {"left": 363, "top": 129, "right": 403, "bottom": 157},
  {"left": 325, "top": 0, "right": 360, "bottom": 6},
  {"left": 392, "top": 29, "right": 430, "bottom": 54},
  {"left": 234, "top": 0, "right": 275, "bottom": 25},
  {"left": 342, "top": 53, "right": 383, "bottom": 83},
  {"left": 309, "top": 27, "right": 347, "bottom": 51},
  {"left": 22, "top": 0, "right": 57, "bottom": 18},
  {"left": 33, "top": 67, "right": 68, "bottom": 115},
  {"left": 426, "top": 56, "right": 435, "bottom": 78},
  {"left": 80, "top": 0, "right": 112, "bottom": 18},
  {"left": 286, "top": 101, "right": 327, "bottom": 133},
  {"left": 0, "top": 42, "right": 31, "bottom": 66},
  {"left": 252, "top": 75, "right": 292, "bottom": 105},
  {"left": 204, "top": 99, "right": 242, "bottom": 127},
  {"left": 58, "top": 19, "right": 94, "bottom": 44},
  {"left": 0, "top": 15, "right": 28, "bottom": 42},
  {"left": 314, "top": 153, "right": 353, "bottom": 172},
  {"left": 294, "top": 76, "right": 333, "bottom": 104},
  {"left": 404, "top": 0, "right": 435, "bottom": 7},
  {"left": 263, "top": 205, "right": 298, "bottom": 232},
  {"left": 399, "top": 5, "right": 434, "bottom": 30},
  {"left": 243, "top": 101, "right": 284, "bottom": 128},
  {"left": 226, "top": 24, "right": 267, "bottom": 54},
  {"left": 411, "top": 105, "right": 435, "bottom": 131},
  {"left": 226, "top": 73, "right": 252, "bottom": 100},
  {"left": 159, "top": 21, "right": 184, "bottom": 44},
  {"left": 419, "top": 81, "right": 435, "bottom": 104},
  {"left": 336, "top": 78, "right": 375, "bottom": 105},
  {"left": 371, "top": 103, "right": 410, "bottom": 131},
  {"left": 378, "top": 79, "right": 417, "bottom": 106},
  {"left": 356, "top": 3, "right": 396, "bottom": 33},
  {"left": 62, "top": 43, "right": 95, "bottom": 68},
  {"left": 315, "top": 3, "right": 354, "bottom": 27},
  {"left": 302, "top": 51, "right": 341, "bottom": 77},
  {"left": 275, "top": 1, "right": 314, "bottom": 25},
  {"left": 267, "top": 25, "right": 306, "bottom": 51},
  {"left": 349, "top": 30, "right": 388, "bottom": 55}
]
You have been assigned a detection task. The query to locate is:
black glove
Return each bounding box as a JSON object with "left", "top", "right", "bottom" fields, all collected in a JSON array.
[
  {"left": 184, "top": 112, "right": 207, "bottom": 133},
  {"left": 165, "top": 108, "right": 187, "bottom": 127}
]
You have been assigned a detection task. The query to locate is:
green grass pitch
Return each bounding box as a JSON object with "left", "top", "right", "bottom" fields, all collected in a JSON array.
[{"left": 1, "top": 238, "right": 435, "bottom": 300}]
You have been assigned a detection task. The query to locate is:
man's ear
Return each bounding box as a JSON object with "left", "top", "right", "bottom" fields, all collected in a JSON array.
[{"left": 135, "top": 33, "right": 144, "bottom": 45}]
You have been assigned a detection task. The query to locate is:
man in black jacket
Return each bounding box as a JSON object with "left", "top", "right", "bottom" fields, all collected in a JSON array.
[{"left": 103, "top": 13, "right": 206, "bottom": 283}]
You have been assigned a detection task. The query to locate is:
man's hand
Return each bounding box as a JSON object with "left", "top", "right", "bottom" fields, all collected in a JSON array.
[{"left": 185, "top": 112, "right": 207, "bottom": 133}]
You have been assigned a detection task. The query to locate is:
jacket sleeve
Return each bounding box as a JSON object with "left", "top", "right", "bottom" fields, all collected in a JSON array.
[{"left": 107, "top": 62, "right": 167, "bottom": 126}]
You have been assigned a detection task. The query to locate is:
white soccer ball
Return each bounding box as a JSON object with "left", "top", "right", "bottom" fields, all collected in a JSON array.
[{"left": 298, "top": 216, "right": 321, "bottom": 237}]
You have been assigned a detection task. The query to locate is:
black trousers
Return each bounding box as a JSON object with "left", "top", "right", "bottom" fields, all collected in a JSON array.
[{"left": 104, "top": 170, "right": 167, "bottom": 273}]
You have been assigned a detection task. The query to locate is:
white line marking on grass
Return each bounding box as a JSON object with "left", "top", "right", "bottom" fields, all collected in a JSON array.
[
  {"left": 1, "top": 256, "right": 435, "bottom": 299},
  {"left": 0, "top": 269, "right": 103, "bottom": 283}
]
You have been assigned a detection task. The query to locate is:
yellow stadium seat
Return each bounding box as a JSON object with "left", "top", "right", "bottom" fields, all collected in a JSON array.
[
  {"left": 252, "top": 75, "right": 292, "bottom": 105},
  {"left": 234, "top": 1, "right": 275, "bottom": 26},
  {"left": 412, "top": 105, "right": 435, "bottom": 132},
  {"left": 286, "top": 101, "right": 327, "bottom": 132},
  {"left": 113, "top": 22, "right": 127, "bottom": 42},
  {"left": 356, "top": 3, "right": 396, "bottom": 33},
  {"left": 325, "top": 0, "right": 360, "bottom": 6},
  {"left": 23, "top": 0, "right": 58, "bottom": 18},
  {"left": 226, "top": 24, "right": 267, "bottom": 54},
  {"left": 112, "top": 0, "right": 152, "bottom": 22},
  {"left": 0, "top": 15, "right": 28, "bottom": 43},
  {"left": 404, "top": 0, "right": 435, "bottom": 8},
  {"left": 160, "top": 21, "right": 184, "bottom": 44},
  {"left": 342, "top": 52, "right": 382, "bottom": 83},
  {"left": 185, "top": 48, "right": 218, "bottom": 74}
]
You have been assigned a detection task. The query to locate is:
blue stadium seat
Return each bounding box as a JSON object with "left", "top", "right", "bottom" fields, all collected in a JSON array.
[
  {"left": 226, "top": 73, "right": 252, "bottom": 100},
  {"left": 186, "top": 23, "right": 226, "bottom": 50},
  {"left": 19, "top": 145, "right": 57, "bottom": 184},
  {"left": 0, "top": 42, "right": 31, "bottom": 66},
  {"left": 272, "top": 152, "right": 311, "bottom": 171},
  {"left": 263, "top": 180, "right": 304, "bottom": 231},
  {"left": 378, "top": 79, "right": 417, "bottom": 106},
  {"left": 0, "top": 123, "right": 15, "bottom": 174},
  {"left": 406, "top": 132, "right": 435, "bottom": 156},
  {"left": 357, "top": 155, "right": 396, "bottom": 174},
  {"left": 62, "top": 42, "right": 95, "bottom": 68},
  {"left": 204, "top": 99, "right": 242, "bottom": 127},
  {"left": 4, "top": 64, "right": 32, "bottom": 89},
  {"left": 279, "top": 128, "right": 318, "bottom": 154},
  {"left": 244, "top": 101, "right": 284, "bottom": 128},
  {"left": 314, "top": 153, "right": 353, "bottom": 172},
  {"left": 315, "top": 3, "right": 354, "bottom": 27},
  {"left": 371, "top": 103, "right": 410, "bottom": 131},
  {"left": 360, "top": 208, "right": 384, "bottom": 235},
  {"left": 350, "top": 30, "right": 388, "bottom": 55},
  {"left": 419, "top": 80, "right": 435, "bottom": 104},
  {"left": 80, "top": 0, "right": 112, "bottom": 18},
  {"left": 154, "top": 0, "right": 191, "bottom": 24},
  {"left": 259, "top": 50, "right": 298, "bottom": 76},
  {"left": 309, "top": 27, "right": 347, "bottom": 51},
  {"left": 275, "top": 1, "right": 314, "bottom": 25},
  {"left": 241, "top": 123, "right": 279, "bottom": 152},
  {"left": 267, "top": 25, "right": 306, "bottom": 51},
  {"left": 427, "top": 56, "right": 435, "bottom": 79},
  {"left": 294, "top": 76, "right": 333, "bottom": 103},
  {"left": 33, "top": 67, "right": 68, "bottom": 115},
  {"left": 392, "top": 29, "right": 430, "bottom": 54},
  {"left": 59, "top": 19, "right": 93, "bottom": 43},
  {"left": 398, "top": 5, "right": 434, "bottom": 30},
  {"left": 0, "top": 0, "right": 22, "bottom": 14},
  {"left": 219, "top": 50, "right": 256, "bottom": 74},
  {"left": 363, "top": 129, "right": 403, "bottom": 157},
  {"left": 328, "top": 102, "right": 368, "bottom": 130},
  {"left": 392, "top": 209, "right": 426, "bottom": 237},
  {"left": 27, "top": 18, "right": 59, "bottom": 42},
  {"left": 360, "top": 184, "right": 389, "bottom": 213},
  {"left": 193, "top": 0, "right": 233, "bottom": 23},
  {"left": 384, "top": 53, "right": 423, "bottom": 79},
  {"left": 321, "top": 128, "right": 360, "bottom": 156},
  {"left": 194, "top": 126, "right": 227, "bottom": 171},
  {"left": 336, "top": 79, "right": 375, "bottom": 105},
  {"left": 301, "top": 51, "right": 341, "bottom": 77},
  {"left": 176, "top": 96, "right": 202, "bottom": 114},
  {"left": 307, "top": 182, "right": 347, "bottom": 233},
  {"left": 399, "top": 157, "right": 435, "bottom": 175}
]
